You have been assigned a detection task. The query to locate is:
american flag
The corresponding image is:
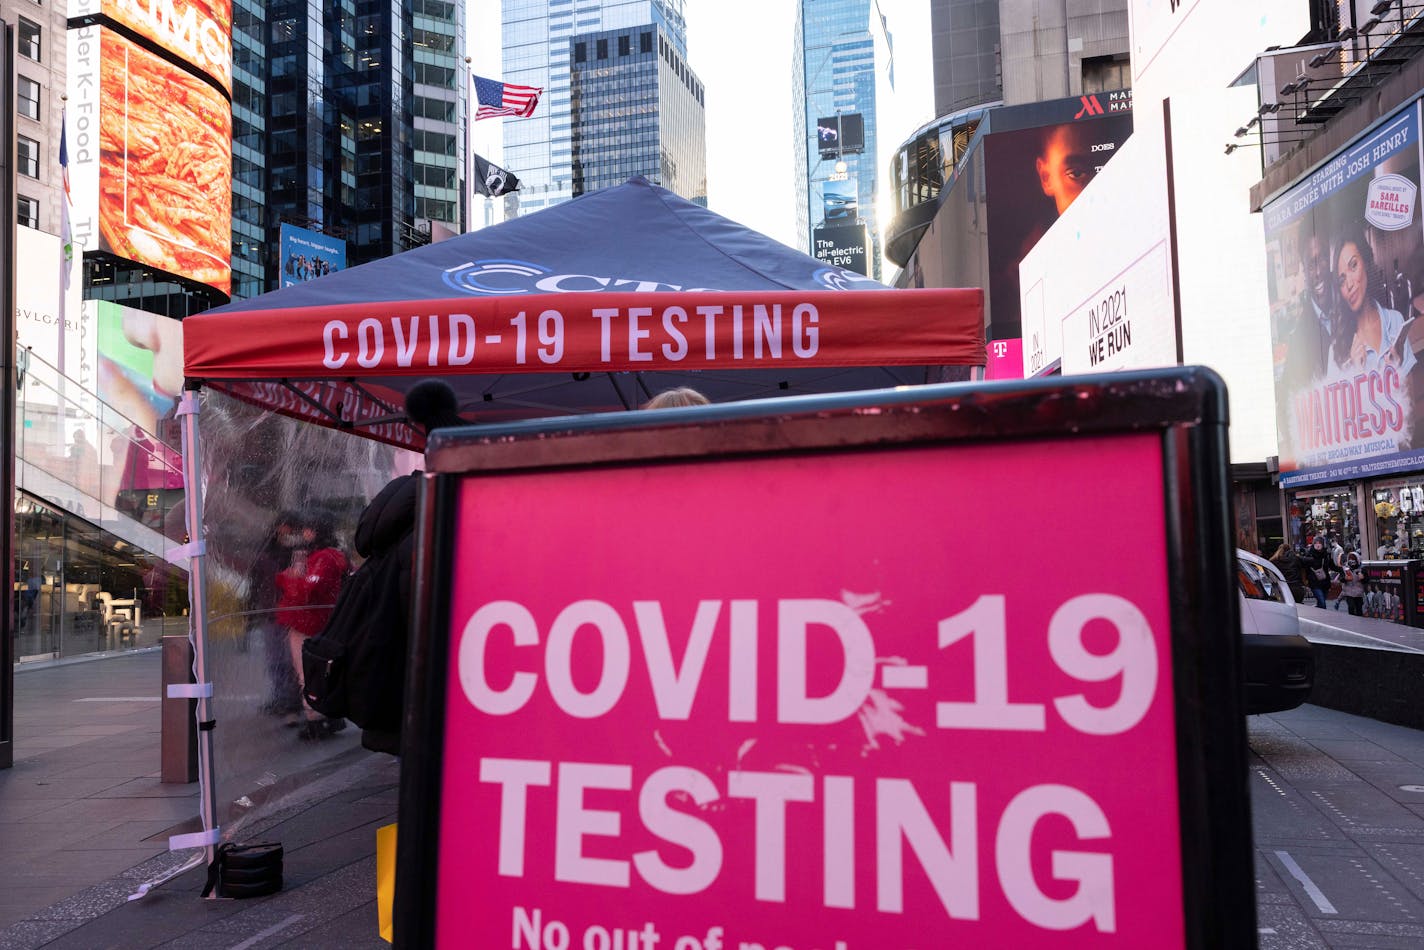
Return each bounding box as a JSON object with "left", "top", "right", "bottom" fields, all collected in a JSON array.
[{"left": 473, "top": 75, "right": 542, "bottom": 121}]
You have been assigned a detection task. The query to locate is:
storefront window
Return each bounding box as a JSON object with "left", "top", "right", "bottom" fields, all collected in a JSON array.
[
  {"left": 12, "top": 493, "right": 188, "bottom": 663},
  {"left": 1370, "top": 480, "right": 1424, "bottom": 559},
  {"left": 1288, "top": 487, "right": 1361, "bottom": 555}
]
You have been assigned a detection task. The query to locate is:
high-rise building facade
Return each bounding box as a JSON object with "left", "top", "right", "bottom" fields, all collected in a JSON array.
[
  {"left": 568, "top": 24, "right": 706, "bottom": 202},
  {"left": 502, "top": 0, "right": 693, "bottom": 216},
  {"left": 231, "top": 0, "right": 268, "bottom": 301},
  {"left": 250, "top": 0, "right": 466, "bottom": 288},
  {"left": 7, "top": 0, "right": 69, "bottom": 237},
  {"left": 930, "top": 0, "right": 1001, "bottom": 117},
  {"left": 798, "top": 0, "right": 894, "bottom": 279}
]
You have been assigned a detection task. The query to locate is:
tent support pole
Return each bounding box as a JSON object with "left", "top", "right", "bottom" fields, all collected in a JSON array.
[{"left": 179, "top": 387, "right": 221, "bottom": 882}]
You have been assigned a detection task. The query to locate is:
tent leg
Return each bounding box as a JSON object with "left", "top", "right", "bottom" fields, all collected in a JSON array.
[{"left": 179, "top": 387, "right": 221, "bottom": 885}]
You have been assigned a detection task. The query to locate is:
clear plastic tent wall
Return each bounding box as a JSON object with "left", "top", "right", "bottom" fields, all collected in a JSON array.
[{"left": 185, "top": 389, "right": 416, "bottom": 840}]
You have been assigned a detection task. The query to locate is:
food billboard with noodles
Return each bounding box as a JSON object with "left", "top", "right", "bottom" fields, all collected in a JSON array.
[
  {"left": 99, "top": 29, "right": 232, "bottom": 295},
  {"left": 71, "top": 0, "right": 232, "bottom": 93}
]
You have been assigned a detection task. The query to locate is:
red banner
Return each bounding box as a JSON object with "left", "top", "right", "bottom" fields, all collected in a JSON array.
[{"left": 184, "top": 289, "right": 985, "bottom": 379}]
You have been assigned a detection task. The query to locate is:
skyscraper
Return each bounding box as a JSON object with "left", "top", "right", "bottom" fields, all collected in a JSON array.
[
  {"left": 257, "top": 0, "right": 466, "bottom": 281},
  {"left": 226, "top": 0, "right": 467, "bottom": 299},
  {"left": 568, "top": 24, "right": 706, "bottom": 203},
  {"left": 798, "top": 0, "right": 894, "bottom": 279},
  {"left": 502, "top": 0, "right": 697, "bottom": 216},
  {"left": 231, "top": 0, "right": 268, "bottom": 302}
]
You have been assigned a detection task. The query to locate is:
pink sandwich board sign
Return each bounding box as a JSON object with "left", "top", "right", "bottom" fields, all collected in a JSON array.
[{"left": 394, "top": 368, "right": 1255, "bottom": 950}]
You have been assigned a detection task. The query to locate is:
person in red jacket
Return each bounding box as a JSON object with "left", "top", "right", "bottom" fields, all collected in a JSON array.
[{"left": 276, "top": 510, "right": 349, "bottom": 739}]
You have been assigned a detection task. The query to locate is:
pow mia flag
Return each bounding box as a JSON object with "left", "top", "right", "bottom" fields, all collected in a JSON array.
[{"left": 473, "top": 153, "right": 520, "bottom": 197}]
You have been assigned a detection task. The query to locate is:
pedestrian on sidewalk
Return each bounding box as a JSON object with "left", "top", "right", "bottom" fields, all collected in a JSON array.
[
  {"left": 1271, "top": 542, "right": 1307, "bottom": 604},
  {"left": 1304, "top": 537, "right": 1337, "bottom": 608},
  {"left": 277, "top": 510, "right": 350, "bottom": 740},
  {"left": 251, "top": 511, "right": 301, "bottom": 717},
  {"left": 1340, "top": 551, "right": 1366, "bottom": 616}
]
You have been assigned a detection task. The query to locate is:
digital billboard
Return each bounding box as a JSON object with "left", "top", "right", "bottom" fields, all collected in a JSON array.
[
  {"left": 811, "top": 224, "right": 869, "bottom": 276},
  {"left": 97, "top": 300, "right": 184, "bottom": 439},
  {"left": 70, "top": 0, "right": 232, "bottom": 93},
  {"left": 96, "top": 28, "right": 233, "bottom": 295},
  {"left": 984, "top": 111, "right": 1134, "bottom": 339},
  {"left": 819, "top": 178, "right": 858, "bottom": 227},
  {"left": 280, "top": 223, "right": 348, "bottom": 288},
  {"left": 1264, "top": 103, "right": 1424, "bottom": 487},
  {"left": 817, "top": 113, "right": 865, "bottom": 158}
]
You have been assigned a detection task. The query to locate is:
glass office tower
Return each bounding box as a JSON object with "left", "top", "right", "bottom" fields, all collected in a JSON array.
[
  {"left": 799, "top": 0, "right": 894, "bottom": 279},
  {"left": 231, "top": 0, "right": 268, "bottom": 301},
  {"left": 502, "top": 0, "right": 689, "bottom": 216},
  {"left": 569, "top": 24, "right": 706, "bottom": 203},
  {"left": 233, "top": 0, "right": 466, "bottom": 296}
]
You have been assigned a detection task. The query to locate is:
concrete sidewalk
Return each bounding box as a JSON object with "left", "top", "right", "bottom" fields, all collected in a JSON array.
[
  {"left": 0, "top": 650, "right": 395, "bottom": 949},
  {"left": 1296, "top": 602, "right": 1424, "bottom": 653}
]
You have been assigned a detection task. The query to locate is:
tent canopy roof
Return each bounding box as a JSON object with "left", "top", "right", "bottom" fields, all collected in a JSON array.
[
  {"left": 184, "top": 178, "right": 984, "bottom": 448},
  {"left": 220, "top": 177, "right": 896, "bottom": 310}
]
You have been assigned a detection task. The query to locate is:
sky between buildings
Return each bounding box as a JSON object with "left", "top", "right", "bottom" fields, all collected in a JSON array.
[{"left": 467, "top": 0, "right": 934, "bottom": 254}]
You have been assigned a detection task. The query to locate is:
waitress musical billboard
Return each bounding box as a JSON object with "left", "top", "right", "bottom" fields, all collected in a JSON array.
[{"left": 1264, "top": 103, "right": 1424, "bottom": 487}]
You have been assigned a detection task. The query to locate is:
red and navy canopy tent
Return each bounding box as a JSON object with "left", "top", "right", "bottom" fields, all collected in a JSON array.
[
  {"left": 170, "top": 178, "right": 983, "bottom": 880},
  {"left": 182, "top": 177, "right": 985, "bottom": 448}
]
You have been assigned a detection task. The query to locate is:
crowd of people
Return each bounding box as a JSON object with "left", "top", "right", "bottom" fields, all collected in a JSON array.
[
  {"left": 1270, "top": 534, "right": 1385, "bottom": 617},
  {"left": 283, "top": 252, "right": 337, "bottom": 283}
]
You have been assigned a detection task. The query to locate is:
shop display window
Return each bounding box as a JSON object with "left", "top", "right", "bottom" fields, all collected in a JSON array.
[
  {"left": 1289, "top": 488, "right": 1361, "bottom": 556},
  {"left": 1372, "top": 483, "right": 1424, "bottom": 559},
  {"left": 12, "top": 493, "right": 188, "bottom": 663}
]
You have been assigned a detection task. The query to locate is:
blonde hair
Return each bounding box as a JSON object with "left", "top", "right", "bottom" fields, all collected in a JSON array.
[{"left": 644, "top": 387, "right": 710, "bottom": 410}]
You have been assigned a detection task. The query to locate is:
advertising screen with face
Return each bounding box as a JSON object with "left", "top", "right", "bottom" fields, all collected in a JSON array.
[
  {"left": 97, "top": 301, "right": 184, "bottom": 439},
  {"left": 71, "top": 0, "right": 232, "bottom": 93},
  {"left": 98, "top": 28, "right": 232, "bottom": 295},
  {"left": 1264, "top": 103, "right": 1424, "bottom": 487},
  {"left": 984, "top": 114, "right": 1134, "bottom": 339}
]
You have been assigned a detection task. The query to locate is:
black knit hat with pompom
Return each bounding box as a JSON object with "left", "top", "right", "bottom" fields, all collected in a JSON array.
[{"left": 405, "top": 379, "right": 465, "bottom": 434}]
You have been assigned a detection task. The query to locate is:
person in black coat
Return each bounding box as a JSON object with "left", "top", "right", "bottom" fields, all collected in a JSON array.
[
  {"left": 1302, "top": 536, "right": 1338, "bottom": 608},
  {"left": 1270, "top": 542, "right": 1307, "bottom": 605},
  {"left": 357, "top": 379, "right": 466, "bottom": 755}
]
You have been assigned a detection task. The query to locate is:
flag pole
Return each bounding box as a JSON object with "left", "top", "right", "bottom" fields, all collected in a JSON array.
[
  {"left": 57, "top": 99, "right": 70, "bottom": 436},
  {"left": 464, "top": 57, "right": 475, "bottom": 230}
]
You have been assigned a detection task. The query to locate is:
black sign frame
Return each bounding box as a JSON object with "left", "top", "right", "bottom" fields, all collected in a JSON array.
[
  {"left": 394, "top": 367, "right": 1255, "bottom": 949},
  {"left": 817, "top": 113, "right": 865, "bottom": 158}
]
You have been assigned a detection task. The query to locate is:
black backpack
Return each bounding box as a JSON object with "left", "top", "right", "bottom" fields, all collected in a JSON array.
[{"left": 300, "top": 531, "right": 413, "bottom": 732}]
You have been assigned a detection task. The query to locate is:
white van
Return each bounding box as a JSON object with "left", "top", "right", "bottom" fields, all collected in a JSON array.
[{"left": 1237, "top": 549, "right": 1314, "bottom": 713}]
